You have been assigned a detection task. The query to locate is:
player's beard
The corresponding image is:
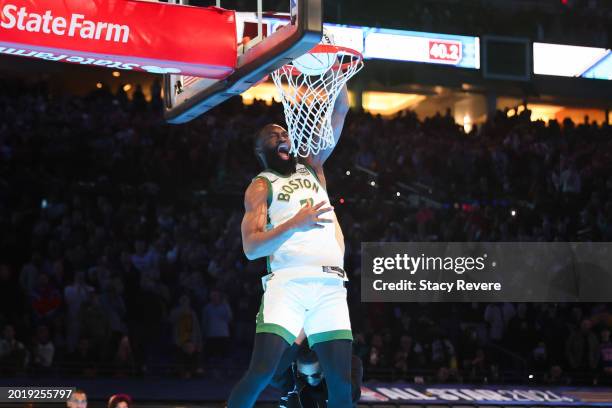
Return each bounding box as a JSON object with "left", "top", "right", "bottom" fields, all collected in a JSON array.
[{"left": 263, "top": 148, "right": 297, "bottom": 176}]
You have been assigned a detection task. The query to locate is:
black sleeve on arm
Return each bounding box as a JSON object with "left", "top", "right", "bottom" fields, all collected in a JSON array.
[{"left": 351, "top": 354, "right": 363, "bottom": 403}]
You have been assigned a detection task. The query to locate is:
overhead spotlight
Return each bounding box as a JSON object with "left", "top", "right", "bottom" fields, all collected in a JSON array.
[
  {"left": 370, "top": 181, "right": 376, "bottom": 187},
  {"left": 112, "top": 71, "right": 121, "bottom": 77},
  {"left": 396, "top": 192, "right": 401, "bottom": 197},
  {"left": 345, "top": 170, "right": 351, "bottom": 176},
  {"left": 96, "top": 82, "right": 103, "bottom": 89},
  {"left": 528, "top": 374, "right": 534, "bottom": 379},
  {"left": 511, "top": 209, "right": 517, "bottom": 217},
  {"left": 339, "top": 198, "right": 345, "bottom": 204},
  {"left": 123, "top": 84, "right": 132, "bottom": 92}
]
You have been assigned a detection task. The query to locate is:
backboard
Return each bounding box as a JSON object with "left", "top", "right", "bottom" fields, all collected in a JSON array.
[{"left": 163, "top": 0, "right": 323, "bottom": 124}]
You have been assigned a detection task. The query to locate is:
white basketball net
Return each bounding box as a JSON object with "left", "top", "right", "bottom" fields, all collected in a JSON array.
[{"left": 271, "top": 45, "right": 363, "bottom": 157}]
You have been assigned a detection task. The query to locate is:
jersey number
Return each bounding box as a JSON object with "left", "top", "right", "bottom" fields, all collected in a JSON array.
[{"left": 300, "top": 198, "right": 314, "bottom": 208}]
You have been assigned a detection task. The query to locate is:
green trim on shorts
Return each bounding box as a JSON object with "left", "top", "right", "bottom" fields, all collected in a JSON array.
[
  {"left": 256, "top": 323, "right": 296, "bottom": 345},
  {"left": 308, "top": 329, "right": 353, "bottom": 347},
  {"left": 256, "top": 296, "right": 265, "bottom": 325}
]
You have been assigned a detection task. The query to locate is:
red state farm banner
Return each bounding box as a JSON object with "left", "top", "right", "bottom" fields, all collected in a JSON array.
[{"left": 0, "top": 0, "right": 237, "bottom": 78}]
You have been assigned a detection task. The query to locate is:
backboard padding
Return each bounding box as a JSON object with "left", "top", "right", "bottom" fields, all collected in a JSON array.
[{"left": 164, "top": 0, "right": 322, "bottom": 124}]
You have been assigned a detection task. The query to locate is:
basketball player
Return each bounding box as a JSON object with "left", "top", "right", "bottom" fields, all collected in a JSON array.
[{"left": 227, "top": 85, "right": 352, "bottom": 408}]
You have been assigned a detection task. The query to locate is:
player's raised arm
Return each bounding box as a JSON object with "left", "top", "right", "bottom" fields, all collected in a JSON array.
[
  {"left": 241, "top": 179, "right": 334, "bottom": 260},
  {"left": 304, "top": 84, "right": 350, "bottom": 172}
]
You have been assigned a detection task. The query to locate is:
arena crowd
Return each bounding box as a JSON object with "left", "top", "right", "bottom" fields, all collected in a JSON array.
[{"left": 0, "top": 79, "right": 611, "bottom": 387}]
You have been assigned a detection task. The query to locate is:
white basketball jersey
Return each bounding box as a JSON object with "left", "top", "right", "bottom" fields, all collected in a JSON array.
[{"left": 255, "top": 163, "right": 345, "bottom": 274}]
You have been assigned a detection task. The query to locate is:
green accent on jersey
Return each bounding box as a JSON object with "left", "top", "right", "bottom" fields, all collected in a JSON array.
[
  {"left": 264, "top": 168, "right": 291, "bottom": 179},
  {"left": 303, "top": 163, "right": 325, "bottom": 191},
  {"left": 308, "top": 329, "right": 353, "bottom": 347},
  {"left": 300, "top": 198, "right": 314, "bottom": 208}
]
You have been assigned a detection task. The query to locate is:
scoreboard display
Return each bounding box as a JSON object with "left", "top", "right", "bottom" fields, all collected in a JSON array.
[
  {"left": 360, "top": 26, "right": 479, "bottom": 69},
  {"left": 534, "top": 42, "right": 612, "bottom": 80},
  {"left": 263, "top": 18, "right": 481, "bottom": 70}
]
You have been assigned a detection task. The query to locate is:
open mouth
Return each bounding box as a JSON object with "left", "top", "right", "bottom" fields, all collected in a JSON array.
[{"left": 277, "top": 142, "right": 290, "bottom": 160}]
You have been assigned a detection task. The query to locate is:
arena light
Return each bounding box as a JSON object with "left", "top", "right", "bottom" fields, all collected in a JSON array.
[
  {"left": 527, "top": 104, "right": 563, "bottom": 123},
  {"left": 362, "top": 92, "right": 426, "bottom": 116},
  {"left": 525, "top": 104, "right": 607, "bottom": 125},
  {"left": 112, "top": 71, "right": 121, "bottom": 78},
  {"left": 463, "top": 114, "right": 473, "bottom": 133},
  {"left": 241, "top": 83, "right": 282, "bottom": 105},
  {"left": 96, "top": 82, "right": 102, "bottom": 89}
]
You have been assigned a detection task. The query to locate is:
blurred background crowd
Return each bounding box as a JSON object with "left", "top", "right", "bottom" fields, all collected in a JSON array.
[{"left": 0, "top": 77, "right": 611, "bottom": 389}]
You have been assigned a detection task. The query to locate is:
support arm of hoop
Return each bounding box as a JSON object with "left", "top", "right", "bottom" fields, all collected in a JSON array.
[{"left": 304, "top": 84, "right": 349, "bottom": 174}]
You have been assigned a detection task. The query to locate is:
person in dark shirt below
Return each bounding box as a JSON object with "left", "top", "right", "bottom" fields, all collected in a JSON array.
[
  {"left": 599, "top": 329, "right": 612, "bottom": 385},
  {"left": 275, "top": 345, "right": 362, "bottom": 408}
]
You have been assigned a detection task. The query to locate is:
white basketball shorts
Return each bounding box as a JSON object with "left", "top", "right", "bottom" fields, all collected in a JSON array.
[{"left": 255, "top": 275, "right": 353, "bottom": 347}]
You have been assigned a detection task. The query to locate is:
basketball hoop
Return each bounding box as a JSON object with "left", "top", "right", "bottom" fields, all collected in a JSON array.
[{"left": 271, "top": 44, "right": 363, "bottom": 158}]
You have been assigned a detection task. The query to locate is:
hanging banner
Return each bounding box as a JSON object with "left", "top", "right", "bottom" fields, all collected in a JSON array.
[{"left": 0, "top": 0, "right": 237, "bottom": 77}]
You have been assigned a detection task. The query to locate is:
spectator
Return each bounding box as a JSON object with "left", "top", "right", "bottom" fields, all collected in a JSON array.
[
  {"left": 202, "top": 289, "right": 232, "bottom": 360},
  {"left": 64, "top": 272, "right": 94, "bottom": 352},
  {"left": 599, "top": 328, "right": 612, "bottom": 384},
  {"left": 366, "top": 334, "right": 388, "bottom": 371},
  {"left": 100, "top": 277, "right": 128, "bottom": 347},
  {"left": 78, "top": 294, "right": 112, "bottom": 360},
  {"left": 31, "top": 324, "right": 55, "bottom": 372},
  {"left": 431, "top": 333, "right": 456, "bottom": 369},
  {"left": 275, "top": 346, "right": 362, "bottom": 407},
  {"left": 130, "top": 240, "right": 156, "bottom": 273},
  {"left": 0, "top": 264, "right": 26, "bottom": 328},
  {"left": 531, "top": 340, "right": 550, "bottom": 373},
  {"left": 67, "top": 338, "right": 98, "bottom": 377},
  {"left": 169, "top": 294, "right": 202, "bottom": 377},
  {"left": 30, "top": 274, "right": 62, "bottom": 323},
  {"left": 108, "top": 393, "right": 132, "bottom": 408},
  {"left": 393, "top": 334, "right": 425, "bottom": 375},
  {"left": 506, "top": 303, "right": 536, "bottom": 355},
  {"left": 113, "top": 335, "right": 135, "bottom": 377},
  {"left": 0, "top": 325, "right": 28, "bottom": 374},
  {"left": 566, "top": 319, "right": 599, "bottom": 372},
  {"left": 484, "top": 303, "right": 505, "bottom": 343},
  {"left": 67, "top": 389, "right": 88, "bottom": 408},
  {"left": 544, "top": 364, "right": 569, "bottom": 385}
]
